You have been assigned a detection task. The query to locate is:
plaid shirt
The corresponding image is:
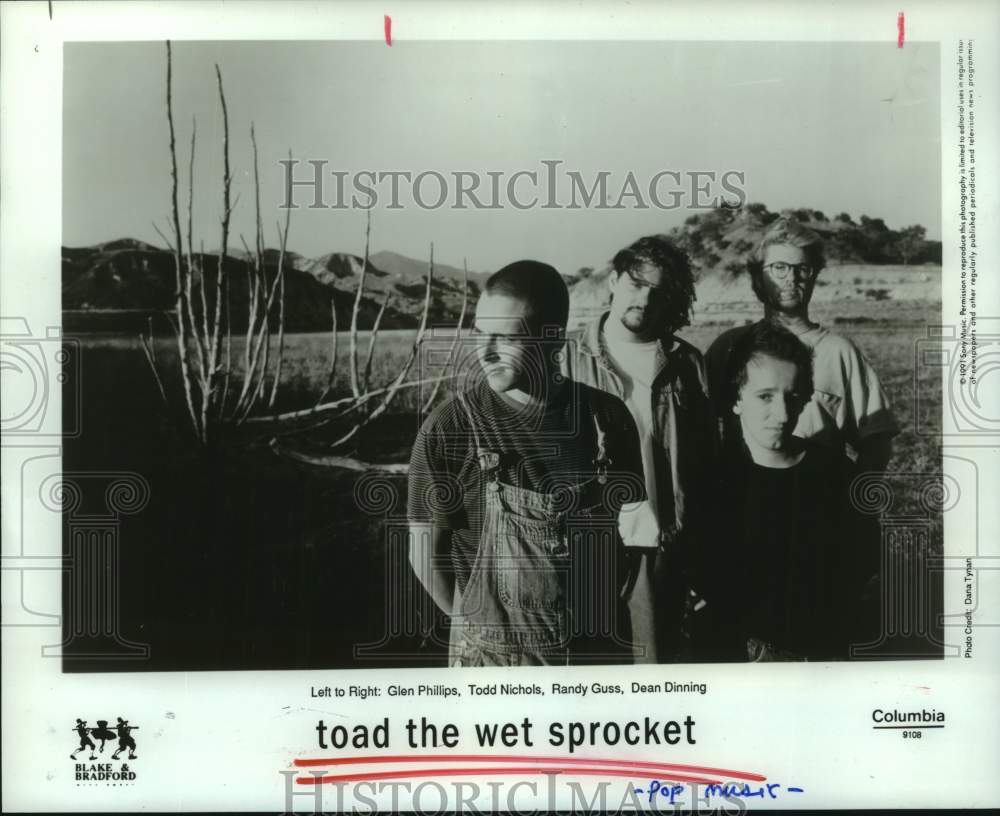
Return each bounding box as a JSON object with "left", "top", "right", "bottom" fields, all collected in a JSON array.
[{"left": 564, "top": 313, "right": 716, "bottom": 547}]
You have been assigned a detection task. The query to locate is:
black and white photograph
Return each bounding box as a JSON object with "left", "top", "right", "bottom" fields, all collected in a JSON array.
[
  {"left": 59, "top": 38, "right": 945, "bottom": 671},
  {"left": 4, "top": 2, "right": 999, "bottom": 811}
]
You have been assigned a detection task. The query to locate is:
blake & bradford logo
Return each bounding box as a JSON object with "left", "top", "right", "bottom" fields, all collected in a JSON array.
[{"left": 70, "top": 717, "right": 139, "bottom": 784}]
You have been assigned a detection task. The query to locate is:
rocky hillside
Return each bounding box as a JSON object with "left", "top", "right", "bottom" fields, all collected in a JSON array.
[
  {"left": 62, "top": 241, "right": 481, "bottom": 333},
  {"left": 63, "top": 205, "right": 939, "bottom": 332}
]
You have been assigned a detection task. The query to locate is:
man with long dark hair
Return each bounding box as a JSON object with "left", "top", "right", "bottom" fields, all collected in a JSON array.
[{"left": 566, "top": 236, "right": 716, "bottom": 663}]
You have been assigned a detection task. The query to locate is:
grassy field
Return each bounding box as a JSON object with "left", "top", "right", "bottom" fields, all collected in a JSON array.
[{"left": 65, "top": 277, "right": 944, "bottom": 671}]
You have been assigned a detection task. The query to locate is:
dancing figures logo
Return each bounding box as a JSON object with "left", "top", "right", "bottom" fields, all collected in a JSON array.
[{"left": 70, "top": 717, "right": 139, "bottom": 784}]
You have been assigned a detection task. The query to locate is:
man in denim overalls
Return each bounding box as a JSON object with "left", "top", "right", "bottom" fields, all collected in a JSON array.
[{"left": 408, "top": 261, "right": 646, "bottom": 667}]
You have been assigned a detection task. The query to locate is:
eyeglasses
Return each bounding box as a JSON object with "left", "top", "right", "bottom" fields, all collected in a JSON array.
[{"left": 763, "top": 261, "right": 816, "bottom": 280}]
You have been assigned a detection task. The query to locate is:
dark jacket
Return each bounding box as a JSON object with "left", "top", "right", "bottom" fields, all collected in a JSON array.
[{"left": 564, "top": 312, "right": 717, "bottom": 546}]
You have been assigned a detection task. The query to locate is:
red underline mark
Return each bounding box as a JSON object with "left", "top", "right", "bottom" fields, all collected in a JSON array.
[
  {"left": 897, "top": 12, "right": 905, "bottom": 48},
  {"left": 384, "top": 15, "right": 392, "bottom": 46},
  {"left": 297, "top": 766, "right": 723, "bottom": 786},
  {"left": 292, "top": 755, "right": 766, "bottom": 783}
]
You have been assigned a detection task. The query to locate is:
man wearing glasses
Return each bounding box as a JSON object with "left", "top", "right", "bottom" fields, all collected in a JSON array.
[
  {"left": 705, "top": 217, "right": 898, "bottom": 472},
  {"left": 566, "top": 236, "right": 716, "bottom": 663}
]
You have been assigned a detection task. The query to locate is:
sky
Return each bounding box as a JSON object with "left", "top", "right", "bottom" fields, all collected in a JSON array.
[{"left": 63, "top": 40, "right": 941, "bottom": 274}]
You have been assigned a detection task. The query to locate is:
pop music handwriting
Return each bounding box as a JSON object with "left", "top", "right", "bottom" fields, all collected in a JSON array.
[{"left": 631, "top": 780, "right": 805, "bottom": 805}]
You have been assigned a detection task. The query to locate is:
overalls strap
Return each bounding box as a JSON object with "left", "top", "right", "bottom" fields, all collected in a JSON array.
[
  {"left": 456, "top": 390, "right": 500, "bottom": 485},
  {"left": 449, "top": 386, "right": 625, "bottom": 666}
]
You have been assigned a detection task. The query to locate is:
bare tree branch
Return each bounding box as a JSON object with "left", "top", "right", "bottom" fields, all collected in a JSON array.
[
  {"left": 197, "top": 240, "right": 210, "bottom": 364},
  {"left": 138, "top": 317, "right": 168, "bottom": 406},
  {"left": 165, "top": 40, "right": 202, "bottom": 440},
  {"left": 270, "top": 439, "right": 410, "bottom": 473},
  {"left": 252, "top": 125, "right": 264, "bottom": 262},
  {"left": 247, "top": 317, "right": 270, "bottom": 419},
  {"left": 233, "top": 126, "right": 268, "bottom": 419},
  {"left": 248, "top": 373, "right": 455, "bottom": 425},
  {"left": 238, "top": 226, "right": 289, "bottom": 422},
  {"left": 187, "top": 119, "right": 203, "bottom": 336},
  {"left": 220, "top": 261, "right": 233, "bottom": 419},
  {"left": 184, "top": 116, "right": 208, "bottom": 400},
  {"left": 210, "top": 62, "right": 231, "bottom": 412},
  {"left": 423, "top": 256, "right": 469, "bottom": 412},
  {"left": 238, "top": 233, "right": 254, "bottom": 262},
  {"left": 362, "top": 291, "right": 391, "bottom": 394},
  {"left": 234, "top": 231, "right": 260, "bottom": 416},
  {"left": 314, "top": 296, "right": 339, "bottom": 407},
  {"left": 348, "top": 208, "right": 371, "bottom": 399},
  {"left": 164, "top": 309, "right": 180, "bottom": 337},
  {"left": 326, "top": 242, "right": 434, "bottom": 449},
  {"left": 267, "top": 153, "right": 293, "bottom": 409},
  {"left": 151, "top": 221, "right": 175, "bottom": 253}
]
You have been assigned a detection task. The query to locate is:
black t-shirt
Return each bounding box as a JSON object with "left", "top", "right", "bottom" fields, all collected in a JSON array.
[
  {"left": 407, "top": 379, "right": 646, "bottom": 593},
  {"left": 699, "top": 445, "right": 878, "bottom": 660}
]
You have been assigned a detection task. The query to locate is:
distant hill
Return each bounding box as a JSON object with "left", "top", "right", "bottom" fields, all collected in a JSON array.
[
  {"left": 370, "top": 250, "right": 490, "bottom": 292},
  {"left": 664, "top": 204, "right": 941, "bottom": 278},
  {"left": 302, "top": 251, "right": 476, "bottom": 327},
  {"left": 62, "top": 241, "right": 479, "bottom": 333},
  {"left": 64, "top": 205, "right": 940, "bottom": 332}
]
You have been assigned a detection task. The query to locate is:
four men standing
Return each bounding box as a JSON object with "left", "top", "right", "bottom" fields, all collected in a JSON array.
[{"left": 408, "top": 218, "right": 896, "bottom": 664}]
